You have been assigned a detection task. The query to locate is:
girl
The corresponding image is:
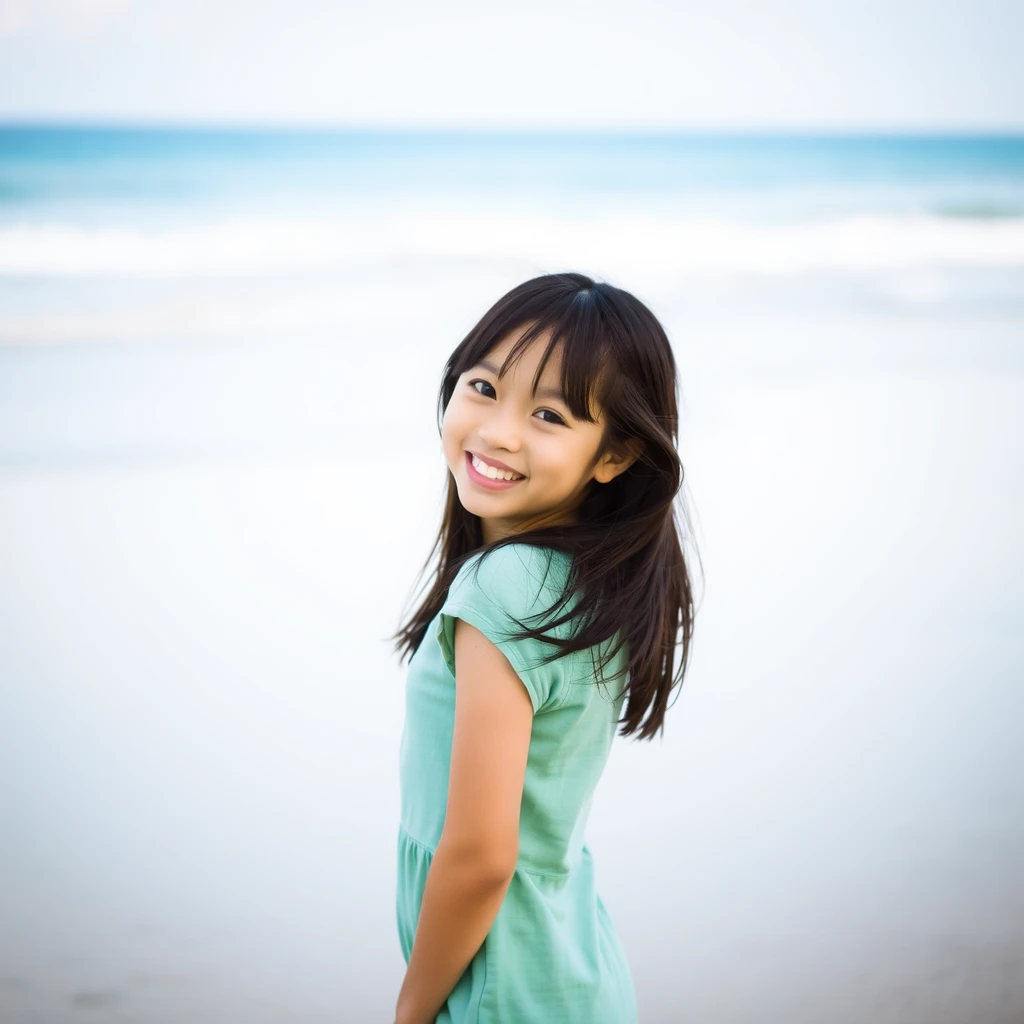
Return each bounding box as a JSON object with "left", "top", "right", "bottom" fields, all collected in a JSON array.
[{"left": 390, "top": 272, "right": 697, "bottom": 1023}]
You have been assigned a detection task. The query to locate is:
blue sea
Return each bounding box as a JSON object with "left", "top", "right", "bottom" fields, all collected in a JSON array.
[
  {"left": 2, "top": 126, "right": 1023, "bottom": 461},
  {"left": 1, "top": 127, "right": 1022, "bottom": 1022},
  {"left": 4, "top": 126, "right": 1024, "bottom": 219}
]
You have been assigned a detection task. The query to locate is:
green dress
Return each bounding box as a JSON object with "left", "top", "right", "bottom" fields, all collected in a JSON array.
[{"left": 396, "top": 542, "right": 639, "bottom": 1023}]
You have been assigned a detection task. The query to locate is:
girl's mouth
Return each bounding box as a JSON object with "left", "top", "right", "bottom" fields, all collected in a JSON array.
[{"left": 465, "top": 451, "right": 526, "bottom": 490}]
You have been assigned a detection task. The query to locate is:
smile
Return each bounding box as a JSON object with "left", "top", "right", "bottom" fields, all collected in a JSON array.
[{"left": 465, "top": 451, "right": 526, "bottom": 489}]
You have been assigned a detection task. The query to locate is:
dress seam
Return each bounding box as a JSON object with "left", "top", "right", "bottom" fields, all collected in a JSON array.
[
  {"left": 398, "top": 822, "right": 436, "bottom": 857},
  {"left": 514, "top": 864, "right": 574, "bottom": 879}
]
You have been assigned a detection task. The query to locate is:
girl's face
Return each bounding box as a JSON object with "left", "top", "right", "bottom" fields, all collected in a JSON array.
[{"left": 442, "top": 328, "right": 630, "bottom": 545}]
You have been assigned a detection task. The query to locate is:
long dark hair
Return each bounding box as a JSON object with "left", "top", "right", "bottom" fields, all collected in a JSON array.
[{"left": 389, "top": 271, "right": 700, "bottom": 740}]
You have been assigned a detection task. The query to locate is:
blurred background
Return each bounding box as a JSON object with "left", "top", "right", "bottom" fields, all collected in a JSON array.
[{"left": 1, "top": 2, "right": 1022, "bottom": 1022}]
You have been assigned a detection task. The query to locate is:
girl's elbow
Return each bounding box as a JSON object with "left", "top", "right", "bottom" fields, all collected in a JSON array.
[
  {"left": 438, "top": 834, "right": 518, "bottom": 884},
  {"left": 482, "top": 845, "right": 519, "bottom": 883}
]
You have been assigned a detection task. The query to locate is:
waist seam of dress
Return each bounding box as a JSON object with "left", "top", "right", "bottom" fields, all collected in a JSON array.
[{"left": 399, "top": 821, "right": 576, "bottom": 880}]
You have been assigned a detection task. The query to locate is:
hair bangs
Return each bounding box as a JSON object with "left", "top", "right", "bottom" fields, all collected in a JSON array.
[{"left": 480, "top": 302, "right": 610, "bottom": 427}]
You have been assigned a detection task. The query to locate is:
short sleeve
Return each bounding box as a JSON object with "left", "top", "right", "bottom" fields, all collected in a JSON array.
[{"left": 435, "top": 544, "right": 570, "bottom": 714}]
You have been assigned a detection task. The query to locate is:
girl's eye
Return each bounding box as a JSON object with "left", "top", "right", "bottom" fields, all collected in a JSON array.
[
  {"left": 466, "top": 379, "right": 567, "bottom": 427},
  {"left": 536, "top": 409, "right": 566, "bottom": 426}
]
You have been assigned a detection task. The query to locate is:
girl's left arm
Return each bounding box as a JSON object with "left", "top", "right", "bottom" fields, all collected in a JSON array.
[
  {"left": 394, "top": 616, "right": 534, "bottom": 1024},
  {"left": 393, "top": 839, "right": 513, "bottom": 1024}
]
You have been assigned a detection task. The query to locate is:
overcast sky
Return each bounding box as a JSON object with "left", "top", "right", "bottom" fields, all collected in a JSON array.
[{"left": 0, "top": 0, "right": 1022, "bottom": 129}]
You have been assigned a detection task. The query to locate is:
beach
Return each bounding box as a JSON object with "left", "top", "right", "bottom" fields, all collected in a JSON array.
[{"left": 1, "top": 128, "right": 1023, "bottom": 1022}]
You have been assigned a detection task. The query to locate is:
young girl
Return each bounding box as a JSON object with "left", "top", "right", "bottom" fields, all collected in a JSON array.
[{"left": 390, "top": 272, "right": 697, "bottom": 1023}]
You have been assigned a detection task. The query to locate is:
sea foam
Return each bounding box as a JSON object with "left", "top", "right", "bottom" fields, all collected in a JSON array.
[{"left": 2, "top": 210, "right": 1024, "bottom": 278}]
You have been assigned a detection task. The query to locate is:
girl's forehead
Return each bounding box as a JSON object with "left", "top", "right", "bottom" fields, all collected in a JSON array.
[
  {"left": 484, "top": 330, "right": 565, "bottom": 376},
  {"left": 478, "top": 350, "right": 567, "bottom": 398},
  {"left": 473, "top": 328, "right": 608, "bottom": 422}
]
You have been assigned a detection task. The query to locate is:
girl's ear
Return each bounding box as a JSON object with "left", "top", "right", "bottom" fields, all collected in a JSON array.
[{"left": 594, "top": 438, "right": 644, "bottom": 484}]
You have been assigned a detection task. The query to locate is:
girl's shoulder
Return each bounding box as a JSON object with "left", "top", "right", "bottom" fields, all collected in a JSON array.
[
  {"left": 439, "top": 543, "right": 578, "bottom": 714},
  {"left": 452, "top": 542, "right": 571, "bottom": 616}
]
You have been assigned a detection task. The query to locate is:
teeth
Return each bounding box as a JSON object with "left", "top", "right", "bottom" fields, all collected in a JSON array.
[{"left": 471, "top": 454, "right": 523, "bottom": 481}]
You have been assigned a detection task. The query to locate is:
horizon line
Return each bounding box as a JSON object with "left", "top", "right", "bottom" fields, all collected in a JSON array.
[{"left": 1, "top": 117, "right": 1023, "bottom": 139}]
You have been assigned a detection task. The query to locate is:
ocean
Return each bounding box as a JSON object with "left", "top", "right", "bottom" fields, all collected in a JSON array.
[{"left": 1, "top": 126, "right": 1022, "bottom": 1022}]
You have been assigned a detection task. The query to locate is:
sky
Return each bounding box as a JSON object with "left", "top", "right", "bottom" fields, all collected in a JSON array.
[{"left": 0, "top": 0, "right": 1022, "bottom": 129}]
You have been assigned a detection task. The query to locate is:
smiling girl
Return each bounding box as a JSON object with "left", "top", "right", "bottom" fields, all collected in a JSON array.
[{"left": 390, "top": 272, "right": 698, "bottom": 1023}]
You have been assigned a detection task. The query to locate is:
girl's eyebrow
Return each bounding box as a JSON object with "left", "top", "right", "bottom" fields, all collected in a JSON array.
[{"left": 474, "top": 359, "right": 567, "bottom": 403}]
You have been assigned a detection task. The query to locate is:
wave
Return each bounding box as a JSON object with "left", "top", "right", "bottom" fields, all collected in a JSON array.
[{"left": 2, "top": 210, "right": 1024, "bottom": 277}]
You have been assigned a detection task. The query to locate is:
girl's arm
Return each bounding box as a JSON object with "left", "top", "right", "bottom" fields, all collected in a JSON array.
[{"left": 394, "top": 616, "right": 534, "bottom": 1024}]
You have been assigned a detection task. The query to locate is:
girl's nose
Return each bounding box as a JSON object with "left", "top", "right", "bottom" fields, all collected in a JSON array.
[{"left": 478, "top": 419, "right": 522, "bottom": 453}]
